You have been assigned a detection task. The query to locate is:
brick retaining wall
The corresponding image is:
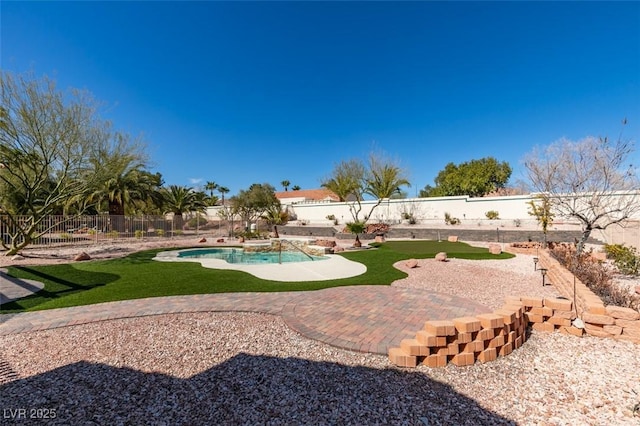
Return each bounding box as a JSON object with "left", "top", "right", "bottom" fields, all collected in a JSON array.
[{"left": 390, "top": 248, "right": 640, "bottom": 368}]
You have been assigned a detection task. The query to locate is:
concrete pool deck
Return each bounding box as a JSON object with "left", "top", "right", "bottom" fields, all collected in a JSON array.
[{"left": 152, "top": 249, "right": 367, "bottom": 281}]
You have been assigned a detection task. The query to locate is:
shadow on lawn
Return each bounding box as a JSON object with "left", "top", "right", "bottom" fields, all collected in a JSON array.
[
  {"left": 0, "top": 265, "right": 118, "bottom": 311},
  {"left": 0, "top": 353, "right": 514, "bottom": 425}
]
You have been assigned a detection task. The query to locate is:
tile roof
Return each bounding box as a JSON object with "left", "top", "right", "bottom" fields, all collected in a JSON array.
[{"left": 275, "top": 188, "right": 340, "bottom": 202}]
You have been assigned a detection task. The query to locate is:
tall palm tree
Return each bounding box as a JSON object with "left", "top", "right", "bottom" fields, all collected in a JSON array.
[
  {"left": 218, "top": 186, "right": 230, "bottom": 205},
  {"left": 281, "top": 180, "right": 290, "bottom": 192},
  {"left": 204, "top": 181, "right": 218, "bottom": 197}
]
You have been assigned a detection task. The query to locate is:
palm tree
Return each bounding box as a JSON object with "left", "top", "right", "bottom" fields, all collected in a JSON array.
[
  {"left": 345, "top": 221, "right": 366, "bottom": 247},
  {"left": 365, "top": 163, "right": 410, "bottom": 200},
  {"left": 162, "top": 185, "right": 206, "bottom": 230},
  {"left": 292, "top": 185, "right": 301, "bottom": 191},
  {"left": 218, "top": 186, "right": 230, "bottom": 205},
  {"left": 281, "top": 180, "right": 290, "bottom": 191},
  {"left": 204, "top": 181, "right": 218, "bottom": 197},
  {"left": 85, "top": 148, "right": 162, "bottom": 230}
]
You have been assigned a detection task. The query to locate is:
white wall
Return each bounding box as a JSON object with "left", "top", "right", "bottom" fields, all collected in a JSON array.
[
  {"left": 206, "top": 192, "right": 640, "bottom": 226},
  {"left": 282, "top": 195, "right": 536, "bottom": 224}
]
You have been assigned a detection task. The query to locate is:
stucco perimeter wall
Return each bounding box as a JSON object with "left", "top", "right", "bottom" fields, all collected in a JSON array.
[
  {"left": 284, "top": 195, "right": 536, "bottom": 224},
  {"left": 281, "top": 193, "right": 640, "bottom": 226}
]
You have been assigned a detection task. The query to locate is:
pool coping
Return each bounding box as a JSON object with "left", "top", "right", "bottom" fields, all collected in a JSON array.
[{"left": 152, "top": 249, "right": 367, "bottom": 281}]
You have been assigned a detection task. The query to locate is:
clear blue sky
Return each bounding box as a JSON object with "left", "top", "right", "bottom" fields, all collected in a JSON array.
[{"left": 2, "top": 1, "right": 639, "bottom": 197}]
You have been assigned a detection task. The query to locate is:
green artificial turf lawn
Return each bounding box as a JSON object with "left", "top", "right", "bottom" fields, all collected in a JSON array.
[{"left": 1, "top": 240, "right": 513, "bottom": 313}]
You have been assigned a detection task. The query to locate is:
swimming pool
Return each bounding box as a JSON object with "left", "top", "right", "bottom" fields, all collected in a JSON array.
[{"left": 177, "top": 248, "right": 328, "bottom": 264}]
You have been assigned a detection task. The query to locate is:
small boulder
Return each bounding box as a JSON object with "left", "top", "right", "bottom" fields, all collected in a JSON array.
[
  {"left": 447, "top": 236, "right": 458, "bottom": 242},
  {"left": 405, "top": 258, "right": 419, "bottom": 268},
  {"left": 11, "top": 254, "right": 24, "bottom": 261},
  {"left": 198, "top": 237, "right": 207, "bottom": 243},
  {"left": 74, "top": 252, "right": 91, "bottom": 261},
  {"left": 216, "top": 238, "right": 225, "bottom": 243},
  {"left": 488, "top": 243, "right": 502, "bottom": 255},
  {"left": 333, "top": 246, "right": 345, "bottom": 253},
  {"left": 435, "top": 252, "right": 448, "bottom": 262}
]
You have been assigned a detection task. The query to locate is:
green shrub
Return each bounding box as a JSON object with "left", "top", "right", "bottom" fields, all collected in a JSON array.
[
  {"left": 485, "top": 210, "right": 500, "bottom": 220},
  {"left": 134, "top": 230, "right": 144, "bottom": 239},
  {"left": 106, "top": 230, "right": 119, "bottom": 239},
  {"left": 156, "top": 229, "right": 165, "bottom": 237},
  {"left": 60, "top": 233, "right": 71, "bottom": 240},
  {"left": 187, "top": 216, "right": 208, "bottom": 229},
  {"left": 604, "top": 244, "right": 640, "bottom": 276}
]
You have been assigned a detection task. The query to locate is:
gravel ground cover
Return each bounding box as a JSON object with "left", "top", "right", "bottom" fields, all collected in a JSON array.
[{"left": 1, "top": 240, "right": 639, "bottom": 425}]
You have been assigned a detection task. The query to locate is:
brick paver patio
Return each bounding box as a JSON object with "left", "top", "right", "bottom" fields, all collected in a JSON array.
[{"left": 1, "top": 286, "right": 490, "bottom": 355}]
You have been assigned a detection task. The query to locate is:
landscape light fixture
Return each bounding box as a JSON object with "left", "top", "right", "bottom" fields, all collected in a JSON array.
[
  {"left": 533, "top": 257, "right": 539, "bottom": 271},
  {"left": 539, "top": 268, "right": 548, "bottom": 287}
]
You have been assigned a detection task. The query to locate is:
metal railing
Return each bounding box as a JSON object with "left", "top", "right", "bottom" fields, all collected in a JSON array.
[
  {"left": 278, "top": 238, "right": 315, "bottom": 263},
  {"left": 0, "top": 214, "right": 227, "bottom": 250}
]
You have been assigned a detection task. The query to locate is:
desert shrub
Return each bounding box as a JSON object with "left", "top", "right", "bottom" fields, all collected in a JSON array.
[
  {"left": 603, "top": 244, "right": 640, "bottom": 276},
  {"left": 551, "top": 243, "right": 639, "bottom": 311},
  {"left": 134, "top": 230, "right": 144, "bottom": 239},
  {"left": 60, "top": 233, "right": 72, "bottom": 240},
  {"left": 326, "top": 214, "right": 338, "bottom": 225},
  {"left": 186, "top": 216, "right": 208, "bottom": 229},
  {"left": 156, "top": 229, "right": 165, "bottom": 237},
  {"left": 106, "top": 230, "right": 119, "bottom": 239},
  {"left": 485, "top": 210, "right": 500, "bottom": 220},
  {"left": 444, "top": 212, "right": 460, "bottom": 225}
]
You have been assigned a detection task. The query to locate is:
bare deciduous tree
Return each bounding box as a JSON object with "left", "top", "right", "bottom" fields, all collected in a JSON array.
[
  {"left": 0, "top": 72, "right": 101, "bottom": 255},
  {"left": 524, "top": 130, "right": 639, "bottom": 253}
]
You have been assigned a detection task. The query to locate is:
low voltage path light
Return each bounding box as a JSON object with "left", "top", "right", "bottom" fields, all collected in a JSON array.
[
  {"left": 533, "top": 257, "right": 539, "bottom": 271},
  {"left": 539, "top": 268, "right": 548, "bottom": 286}
]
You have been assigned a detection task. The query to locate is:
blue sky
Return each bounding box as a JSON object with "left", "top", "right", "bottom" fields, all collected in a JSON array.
[{"left": 2, "top": 1, "right": 639, "bottom": 197}]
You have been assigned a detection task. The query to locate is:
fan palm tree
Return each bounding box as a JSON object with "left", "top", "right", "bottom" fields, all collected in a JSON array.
[
  {"left": 281, "top": 180, "right": 290, "bottom": 191},
  {"left": 218, "top": 186, "right": 230, "bottom": 204},
  {"left": 204, "top": 181, "right": 218, "bottom": 197},
  {"left": 345, "top": 221, "right": 366, "bottom": 247},
  {"left": 292, "top": 185, "right": 301, "bottom": 191}
]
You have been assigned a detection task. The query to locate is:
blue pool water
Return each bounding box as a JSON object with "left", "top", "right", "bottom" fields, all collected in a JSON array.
[{"left": 177, "top": 248, "right": 327, "bottom": 264}]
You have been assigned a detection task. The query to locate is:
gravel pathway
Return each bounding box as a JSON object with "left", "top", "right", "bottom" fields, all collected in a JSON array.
[{"left": 1, "top": 247, "right": 639, "bottom": 425}]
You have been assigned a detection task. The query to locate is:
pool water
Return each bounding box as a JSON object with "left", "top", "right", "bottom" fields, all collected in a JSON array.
[{"left": 177, "top": 248, "right": 327, "bottom": 264}]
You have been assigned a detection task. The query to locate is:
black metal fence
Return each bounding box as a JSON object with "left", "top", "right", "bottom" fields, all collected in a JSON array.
[{"left": 0, "top": 215, "right": 227, "bottom": 249}]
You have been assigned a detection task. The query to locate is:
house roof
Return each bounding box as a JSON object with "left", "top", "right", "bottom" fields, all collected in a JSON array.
[{"left": 275, "top": 188, "right": 340, "bottom": 202}]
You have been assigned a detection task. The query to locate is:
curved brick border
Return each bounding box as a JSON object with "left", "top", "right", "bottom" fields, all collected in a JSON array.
[
  {"left": 389, "top": 248, "right": 640, "bottom": 369},
  {"left": 388, "top": 295, "right": 581, "bottom": 368}
]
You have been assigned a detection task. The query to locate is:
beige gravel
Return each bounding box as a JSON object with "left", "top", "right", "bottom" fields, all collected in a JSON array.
[{"left": 1, "top": 240, "right": 639, "bottom": 425}]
